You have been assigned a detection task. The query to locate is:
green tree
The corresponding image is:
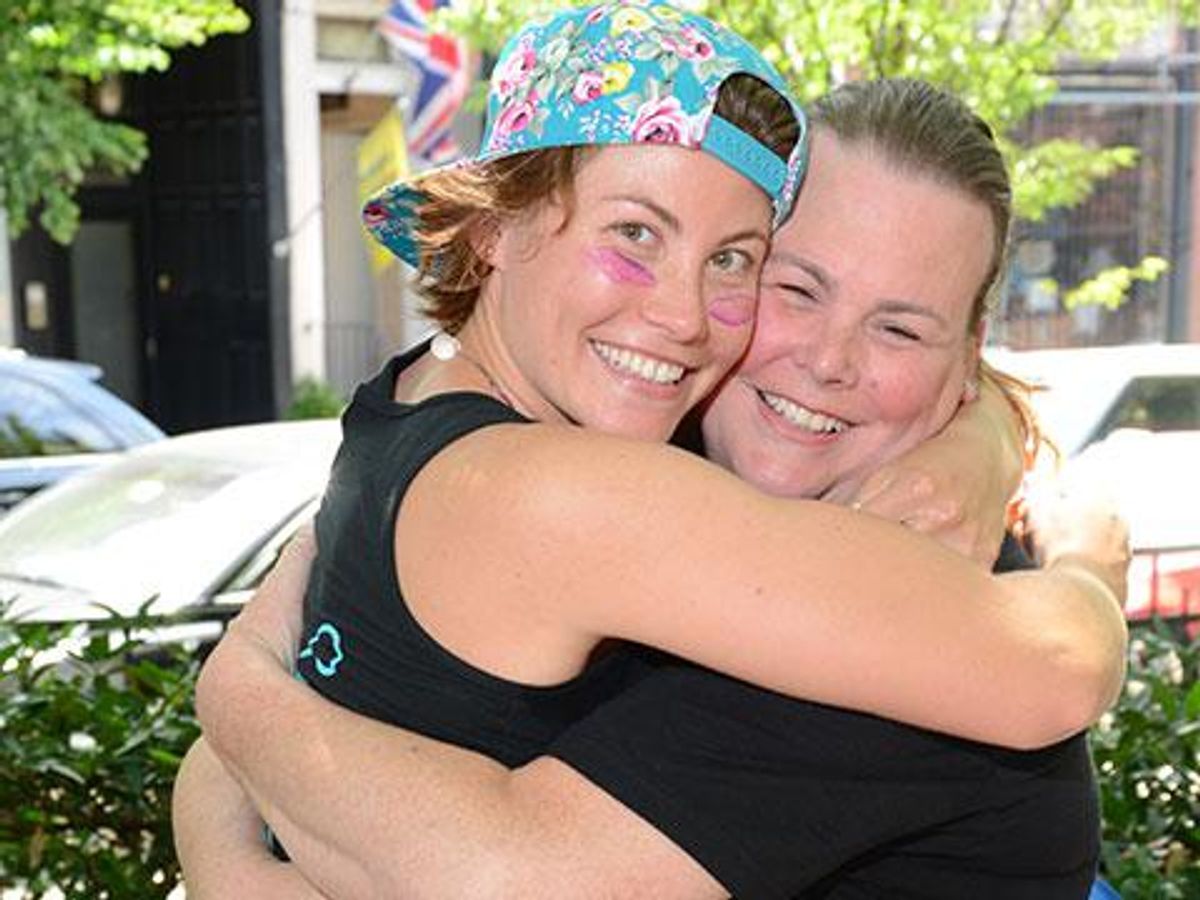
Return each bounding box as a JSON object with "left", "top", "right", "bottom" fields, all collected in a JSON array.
[
  {"left": 0, "top": 0, "right": 250, "bottom": 243},
  {"left": 441, "top": 0, "right": 1200, "bottom": 309}
]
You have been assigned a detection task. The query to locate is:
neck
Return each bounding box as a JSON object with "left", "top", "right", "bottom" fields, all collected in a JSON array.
[
  {"left": 428, "top": 331, "right": 510, "bottom": 406},
  {"left": 449, "top": 310, "right": 559, "bottom": 424}
]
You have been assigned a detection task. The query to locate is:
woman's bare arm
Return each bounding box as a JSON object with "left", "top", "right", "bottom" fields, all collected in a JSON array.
[
  {"left": 396, "top": 424, "right": 1125, "bottom": 747},
  {"left": 198, "top": 550, "right": 1124, "bottom": 900},
  {"left": 193, "top": 542, "right": 720, "bottom": 900},
  {"left": 173, "top": 737, "right": 330, "bottom": 899},
  {"left": 203, "top": 642, "right": 722, "bottom": 900},
  {"left": 188, "top": 398, "right": 1125, "bottom": 897},
  {"left": 194, "top": 479, "right": 1126, "bottom": 899},
  {"left": 843, "top": 377, "right": 1024, "bottom": 565}
]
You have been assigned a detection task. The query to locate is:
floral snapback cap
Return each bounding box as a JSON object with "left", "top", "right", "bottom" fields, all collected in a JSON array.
[{"left": 364, "top": 0, "right": 808, "bottom": 266}]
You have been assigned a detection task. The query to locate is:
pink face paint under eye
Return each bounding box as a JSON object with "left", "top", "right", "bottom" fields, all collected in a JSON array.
[
  {"left": 587, "top": 247, "right": 656, "bottom": 287},
  {"left": 708, "top": 292, "right": 756, "bottom": 327}
]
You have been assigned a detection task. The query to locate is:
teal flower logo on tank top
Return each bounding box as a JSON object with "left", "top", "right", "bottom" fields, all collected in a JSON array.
[{"left": 298, "top": 621, "right": 345, "bottom": 678}]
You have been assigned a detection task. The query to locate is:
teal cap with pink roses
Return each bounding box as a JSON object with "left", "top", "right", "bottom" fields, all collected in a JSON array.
[{"left": 364, "top": 0, "right": 808, "bottom": 266}]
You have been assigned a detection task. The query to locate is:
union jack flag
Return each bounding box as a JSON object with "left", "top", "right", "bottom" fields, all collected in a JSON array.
[{"left": 378, "top": 0, "right": 472, "bottom": 166}]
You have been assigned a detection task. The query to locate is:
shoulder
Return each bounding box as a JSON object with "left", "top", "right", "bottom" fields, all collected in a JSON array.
[
  {"left": 393, "top": 423, "right": 767, "bottom": 636},
  {"left": 420, "top": 423, "right": 747, "bottom": 529}
]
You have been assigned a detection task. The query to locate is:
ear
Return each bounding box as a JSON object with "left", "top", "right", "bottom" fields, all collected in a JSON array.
[
  {"left": 962, "top": 376, "right": 980, "bottom": 404},
  {"left": 962, "top": 322, "right": 987, "bottom": 403},
  {"left": 467, "top": 216, "right": 503, "bottom": 269}
]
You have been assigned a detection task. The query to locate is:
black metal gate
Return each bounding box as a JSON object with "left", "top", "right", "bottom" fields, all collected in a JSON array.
[
  {"left": 11, "top": 0, "right": 288, "bottom": 435},
  {"left": 133, "top": 0, "right": 287, "bottom": 433}
]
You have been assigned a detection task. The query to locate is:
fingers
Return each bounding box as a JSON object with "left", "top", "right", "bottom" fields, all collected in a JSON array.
[
  {"left": 855, "top": 471, "right": 966, "bottom": 538},
  {"left": 1023, "top": 482, "right": 1132, "bottom": 602},
  {"left": 854, "top": 470, "right": 938, "bottom": 519},
  {"left": 905, "top": 511, "right": 1004, "bottom": 567},
  {"left": 850, "top": 471, "right": 1003, "bottom": 567}
]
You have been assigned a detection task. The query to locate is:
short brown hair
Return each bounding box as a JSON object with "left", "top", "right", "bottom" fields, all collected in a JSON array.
[{"left": 411, "top": 149, "right": 582, "bottom": 333}]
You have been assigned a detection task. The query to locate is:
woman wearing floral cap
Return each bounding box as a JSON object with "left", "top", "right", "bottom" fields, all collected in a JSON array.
[
  {"left": 177, "top": 4, "right": 1127, "bottom": 896},
  {"left": 277, "top": 0, "right": 815, "bottom": 784}
]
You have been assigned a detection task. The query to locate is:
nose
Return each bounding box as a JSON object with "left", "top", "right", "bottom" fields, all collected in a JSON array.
[
  {"left": 639, "top": 267, "right": 709, "bottom": 344},
  {"left": 805, "top": 318, "right": 860, "bottom": 388}
]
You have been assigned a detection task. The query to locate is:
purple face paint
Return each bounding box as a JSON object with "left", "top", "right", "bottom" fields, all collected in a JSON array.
[
  {"left": 588, "top": 247, "right": 656, "bottom": 287},
  {"left": 708, "top": 293, "right": 756, "bottom": 327}
]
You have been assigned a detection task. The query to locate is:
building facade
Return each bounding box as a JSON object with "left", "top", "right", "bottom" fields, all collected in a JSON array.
[{"left": 2, "top": 5, "right": 1198, "bottom": 432}]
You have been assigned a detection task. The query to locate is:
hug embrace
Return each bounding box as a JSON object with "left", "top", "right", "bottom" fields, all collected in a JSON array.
[{"left": 176, "top": 3, "right": 1130, "bottom": 897}]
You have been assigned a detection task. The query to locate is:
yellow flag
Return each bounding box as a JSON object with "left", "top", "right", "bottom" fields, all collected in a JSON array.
[{"left": 357, "top": 106, "right": 411, "bottom": 273}]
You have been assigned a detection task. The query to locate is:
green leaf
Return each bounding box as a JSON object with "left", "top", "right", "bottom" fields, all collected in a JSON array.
[
  {"left": 1, "top": 596, "right": 201, "bottom": 894},
  {"left": 38, "top": 759, "right": 85, "bottom": 785},
  {"left": 1063, "top": 256, "right": 1169, "bottom": 310},
  {"left": 0, "top": 0, "right": 249, "bottom": 243}
]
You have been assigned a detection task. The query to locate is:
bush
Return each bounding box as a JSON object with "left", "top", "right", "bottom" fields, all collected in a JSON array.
[
  {"left": 2, "top": 607, "right": 1197, "bottom": 896},
  {"left": 0, "top": 610, "right": 199, "bottom": 898},
  {"left": 284, "top": 377, "right": 345, "bottom": 420},
  {"left": 1095, "top": 622, "right": 1200, "bottom": 896}
]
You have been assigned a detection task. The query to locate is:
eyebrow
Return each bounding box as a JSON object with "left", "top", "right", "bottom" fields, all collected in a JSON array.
[
  {"left": 722, "top": 228, "right": 770, "bottom": 247},
  {"left": 604, "top": 194, "right": 683, "bottom": 233},
  {"left": 604, "top": 194, "right": 768, "bottom": 246},
  {"left": 769, "top": 250, "right": 951, "bottom": 328},
  {"left": 767, "top": 250, "right": 835, "bottom": 290}
]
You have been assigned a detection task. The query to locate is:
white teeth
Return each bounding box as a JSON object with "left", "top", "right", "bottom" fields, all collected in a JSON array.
[
  {"left": 592, "top": 341, "right": 685, "bottom": 385},
  {"left": 759, "top": 389, "right": 847, "bottom": 434}
]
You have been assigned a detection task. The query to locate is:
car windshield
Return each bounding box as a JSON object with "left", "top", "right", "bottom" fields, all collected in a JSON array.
[
  {"left": 988, "top": 344, "right": 1200, "bottom": 456},
  {"left": 1027, "top": 378, "right": 1119, "bottom": 455},
  {"left": 0, "top": 449, "right": 321, "bottom": 610},
  {"left": 0, "top": 372, "right": 118, "bottom": 456}
]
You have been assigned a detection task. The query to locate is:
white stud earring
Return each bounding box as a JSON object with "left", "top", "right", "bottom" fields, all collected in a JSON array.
[{"left": 431, "top": 331, "right": 461, "bottom": 361}]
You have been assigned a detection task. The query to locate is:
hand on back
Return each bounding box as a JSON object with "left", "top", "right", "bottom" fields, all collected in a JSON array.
[{"left": 1021, "top": 475, "right": 1132, "bottom": 604}]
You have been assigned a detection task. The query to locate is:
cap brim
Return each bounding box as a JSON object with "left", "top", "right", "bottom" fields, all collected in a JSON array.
[{"left": 362, "top": 157, "right": 476, "bottom": 268}]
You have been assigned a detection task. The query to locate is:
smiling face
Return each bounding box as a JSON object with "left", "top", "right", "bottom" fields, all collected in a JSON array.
[
  {"left": 478, "top": 143, "right": 772, "bottom": 441},
  {"left": 701, "top": 130, "right": 992, "bottom": 499}
]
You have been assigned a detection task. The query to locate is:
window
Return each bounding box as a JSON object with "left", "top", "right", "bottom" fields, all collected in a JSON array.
[
  {"left": 0, "top": 373, "right": 116, "bottom": 457},
  {"left": 1100, "top": 376, "right": 1200, "bottom": 440}
]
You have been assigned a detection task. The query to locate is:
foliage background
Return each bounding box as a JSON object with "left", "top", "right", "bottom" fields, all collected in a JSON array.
[
  {"left": 0, "top": 610, "right": 1197, "bottom": 895},
  {"left": 440, "top": 0, "right": 1200, "bottom": 309},
  {"left": 1092, "top": 624, "right": 1200, "bottom": 895},
  {"left": 0, "top": 610, "right": 200, "bottom": 898},
  {"left": 0, "top": 0, "right": 248, "bottom": 244},
  {"left": 284, "top": 378, "right": 347, "bottom": 421}
]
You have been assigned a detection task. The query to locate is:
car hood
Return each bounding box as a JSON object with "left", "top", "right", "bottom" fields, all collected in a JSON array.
[
  {"left": 0, "top": 575, "right": 129, "bottom": 624},
  {"left": 0, "top": 420, "right": 339, "bottom": 622}
]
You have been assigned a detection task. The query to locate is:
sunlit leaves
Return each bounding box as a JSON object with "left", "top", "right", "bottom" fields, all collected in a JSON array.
[
  {"left": 441, "top": 0, "right": 1195, "bottom": 309},
  {"left": 0, "top": 0, "right": 249, "bottom": 243},
  {"left": 1009, "top": 139, "right": 1141, "bottom": 222},
  {"left": 0, "top": 602, "right": 203, "bottom": 896},
  {"left": 1064, "top": 256, "right": 1171, "bottom": 310}
]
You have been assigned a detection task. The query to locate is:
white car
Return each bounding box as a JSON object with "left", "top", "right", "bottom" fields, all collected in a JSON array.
[
  {"left": 985, "top": 342, "right": 1200, "bottom": 456},
  {"left": 986, "top": 343, "right": 1200, "bottom": 631},
  {"left": 0, "top": 419, "right": 341, "bottom": 651},
  {"left": 1059, "top": 429, "right": 1200, "bottom": 629}
]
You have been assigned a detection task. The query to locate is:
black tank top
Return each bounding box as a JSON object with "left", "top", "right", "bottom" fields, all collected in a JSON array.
[{"left": 296, "top": 342, "right": 643, "bottom": 766}]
